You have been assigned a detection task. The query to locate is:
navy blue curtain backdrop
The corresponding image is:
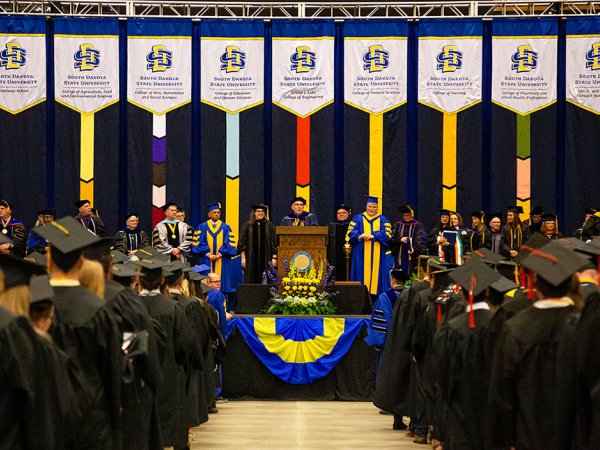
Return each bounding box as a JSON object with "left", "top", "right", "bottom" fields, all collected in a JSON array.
[{"left": 0, "top": 16, "right": 598, "bottom": 237}]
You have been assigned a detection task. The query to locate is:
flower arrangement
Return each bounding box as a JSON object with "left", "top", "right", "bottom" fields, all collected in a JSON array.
[{"left": 263, "top": 258, "right": 337, "bottom": 315}]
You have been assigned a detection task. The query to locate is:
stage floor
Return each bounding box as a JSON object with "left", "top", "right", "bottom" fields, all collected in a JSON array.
[{"left": 191, "top": 401, "right": 421, "bottom": 449}]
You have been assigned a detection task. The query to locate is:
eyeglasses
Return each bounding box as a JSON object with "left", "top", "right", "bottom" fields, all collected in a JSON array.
[{"left": 209, "top": 280, "right": 222, "bottom": 284}]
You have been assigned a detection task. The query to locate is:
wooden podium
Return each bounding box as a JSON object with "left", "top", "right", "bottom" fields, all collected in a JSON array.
[{"left": 276, "top": 226, "right": 329, "bottom": 274}]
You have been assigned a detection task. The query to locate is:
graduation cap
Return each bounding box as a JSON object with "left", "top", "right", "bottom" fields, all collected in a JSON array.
[
  {"left": 290, "top": 196, "right": 307, "bottom": 205},
  {"left": 75, "top": 199, "right": 90, "bottom": 209},
  {"left": 23, "top": 251, "right": 48, "bottom": 268},
  {"left": 507, "top": 205, "right": 524, "bottom": 214},
  {"left": 515, "top": 233, "right": 550, "bottom": 264},
  {"left": 135, "top": 246, "right": 170, "bottom": 262},
  {"left": 490, "top": 274, "right": 519, "bottom": 294},
  {"left": 0, "top": 199, "right": 11, "bottom": 209},
  {"left": 541, "top": 212, "right": 557, "bottom": 222},
  {"left": 205, "top": 202, "right": 222, "bottom": 212},
  {"left": 192, "top": 264, "right": 211, "bottom": 276},
  {"left": 130, "top": 257, "right": 169, "bottom": 272},
  {"left": 124, "top": 212, "right": 139, "bottom": 222},
  {"left": 496, "top": 260, "right": 519, "bottom": 283},
  {"left": 199, "top": 283, "right": 214, "bottom": 295},
  {"left": 521, "top": 240, "right": 589, "bottom": 287},
  {"left": 428, "top": 259, "right": 457, "bottom": 272},
  {"left": 399, "top": 204, "right": 415, "bottom": 216},
  {"left": 471, "top": 247, "right": 504, "bottom": 265},
  {"left": 449, "top": 259, "right": 500, "bottom": 297},
  {"left": 557, "top": 238, "right": 600, "bottom": 271},
  {"left": 29, "top": 274, "right": 54, "bottom": 304},
  {"left": 161, "top": 202, "right": 178, "bottom": 212},
  {"left": 39, "top": 209, "right": 56, "bottom": 217},
  {"left": 112, "top": 263, "right": 143, "bottom": 279},
  {"left": 336, "top": 204, "right": 352, "bottom": 213},
  {"left": 585, "top": 208, "right": 597, "bottom": 215},
  {"left": 365, "top": 195, "right": 379, "bottom": 204},
  {"left": 530, "top": 205, "right": 544, "bottom": 216},
  {"left": 438, "top": 209, "right": 451, "bottom": 216},
  {"left": 471, "top": 210, "right": 485, "bottom": 220},
  {"left": 488, "top": 212, "right": 503, "bottom": 221},
  {"left": 390, "top": 269, "right": 410, "bottom": 283},
  {"left": 34, "top": 216, "right": 101, "bottom": 255},
  {"left": 82, "top": 236, "right": 115, "bottom": 261},
  {"left": 0, "top": 254, "right": 46, "bottom": 290},
  {"left": 251, "top": 203, "right": 269, "bottom": 211},
  {"left": 188, "top": 271, "right": 206, "bottom": 282},
  {"left": 164, "top": 260, "right": 188, "bottom": 284},
  {"left": 111, "top": 250, "right": 129, "bottom": 264}
]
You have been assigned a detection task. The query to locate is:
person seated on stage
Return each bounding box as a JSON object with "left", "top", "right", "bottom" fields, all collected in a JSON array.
[
  {"left": 0, "top": 200, "right": 27, "bottom": 257},
  {"left": 74, "top": 199, "right": 106, "bottom": 237},
  {"left": 280, "top": 196, "right": 319, "bottom": 226},
  {"left": 574, "top": 208, "right": 596, "bottom": 241},
  {"left": 238, "top": 204, "right": 277, "bottom": 284},
  {"left": 114, "top": 212, "right": 149, "bottom": 256},
  {"left": 152, "top": 202, "right": 193, "bottom": 262},
  {"left": 346, "top": 196, "right": 393, "bottom": 296},
  {"left": 26, "top": 209, "right": 55, "bottom": 255},
  {"left": 539, "top": 212, "right": 563, "bottom": 240}
]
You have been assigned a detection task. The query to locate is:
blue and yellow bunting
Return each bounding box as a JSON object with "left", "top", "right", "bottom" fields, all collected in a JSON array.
[{"left": 226, "top": 317, "right": 368, "bottom": 384}]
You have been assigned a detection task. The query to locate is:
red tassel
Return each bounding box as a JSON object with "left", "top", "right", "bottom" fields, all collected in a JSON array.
[
  {"left": 527, "top": 271, "right": 535, "bottom": 300},
  {"left": 469, "top": 274, "right": 476, "bottom": 329},
  {"left": 597, "top": 255, "right": 600, "bottom": 287},
  {"left": 519, "top": 267, "right": 526, "bottom": 288},
  {"left": 437, "top": 304, "right": 442, "bottom": 323}
]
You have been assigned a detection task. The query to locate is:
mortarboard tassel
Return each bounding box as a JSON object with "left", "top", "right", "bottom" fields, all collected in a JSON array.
[
  {"left": 597, "top": 255, "right": 600, "bottom": 287},
  {"left": 437, "top": 304, "right": 442, "bottom": 323},
  {"left": 527, "top": 270, "right": 535, "bottom": 300},
  {"left": 469, "top": 274, "right": 476, "bottom": 329},
  {"left": 519, "top": 266, "right": 526, "bottom": 288}
]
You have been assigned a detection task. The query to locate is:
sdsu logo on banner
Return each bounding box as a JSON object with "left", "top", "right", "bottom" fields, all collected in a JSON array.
[
  {"left": 0, "top": 17, "right": 46, "bottom": 114},
  {"left": 344, "top": 38, "right": 407, "bottom": 114},
  {"left": 566, "top": 17, "right": 600, "bottom": 114},
  {"left": 128, "top": 34, "right": 191, "bottom": 114},
  {"left": 272, "top": 38, "right": 334, "bottom": 117},
  {"left": 492, "top": 21, "right": 557, "bottom": 115},
  {"left": 54, "top": 21, "right": 119, "bottom": 114},
  {"left": 419, "top": 35, "right": 482, "bottom": 114},
  {"left": 201, "top": 38, "right": 263, "bottom": 113}
]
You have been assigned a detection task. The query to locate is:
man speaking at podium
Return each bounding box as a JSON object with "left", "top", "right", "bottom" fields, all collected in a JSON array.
[{"left": 280, "top": 196, "right": 319, "bottom": 226}]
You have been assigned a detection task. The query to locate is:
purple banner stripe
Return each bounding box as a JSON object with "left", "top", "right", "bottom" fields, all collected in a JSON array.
[{"left": 153, "top": 137, "right": 166, "bottom": 163}]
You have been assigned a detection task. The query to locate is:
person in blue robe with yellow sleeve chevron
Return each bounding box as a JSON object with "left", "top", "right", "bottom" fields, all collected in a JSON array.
[
  {"left": 346, "top": 196, "right": 394, "bottom": 296},
  {"left": 191, "top": 202, "right": 241, "bottom": 301}
]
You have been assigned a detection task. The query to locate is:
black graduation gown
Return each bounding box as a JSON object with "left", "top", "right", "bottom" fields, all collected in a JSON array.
[
  {"left": 0, "top": 307, "right": 84, "bottom": 449},
  {"left": 373, "top": 280, "right": 430, "bottom": 417},
  {"left": 486, "top": 289, "right": 531, "bottom": 362},
  {"left": 487, "top": 305, "right": 579, "bottom": 449},
  {"left": 238, "top": 220, "right": 277, "bottom": 284},
  {"left": 575, "top": 292, "right": 600, "bottom": 449},
  {"left": 170, "top": 293, "right": 208, "bottom": 428},
  {"left": 500, "top": 224, "right": 531, "bottom": 259},
  {"left": 579, "top": 281, "right": 600, "bottom": 306},
  {"left": 50, "top": 286, "right": 123, "bottom": 450},
  {"left": 436, "top": 308, "right": 493, "bottom": 449},
  {"left": 104, "top": 279, "right": 164, "bottom": 450},
  {"left": 138, "top": 293, "right": 194, "bottom": 449},
  {"left": 200, "top": 301, "right": 221, "bottom": 410}
]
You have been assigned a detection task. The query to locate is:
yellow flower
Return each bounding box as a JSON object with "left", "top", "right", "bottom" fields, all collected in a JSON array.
[
  {"left": 292, "top": 286, "right": 297, "bottom": 291},
  {"left": 282, "top": 277, "right": 290, "bottom": 283},
  {"left": 284, "top": 286, "right": 290, "bottom": 291},
  {"left": 309, "top": 286, "right": 316, "bottom": 292}
]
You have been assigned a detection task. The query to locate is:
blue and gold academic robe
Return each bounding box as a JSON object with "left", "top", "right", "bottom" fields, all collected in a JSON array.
[
  {"left": 365, "top": 287, "right": 401, "bottom": 349},
  {"left": 191, "top": 220, "right": 240, "bottom": 293},
  {"left": 347, "top": 212, "right": 393, "bottom": 295}
]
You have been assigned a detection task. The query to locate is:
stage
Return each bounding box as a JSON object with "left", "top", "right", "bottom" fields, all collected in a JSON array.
[{"left": 221, "top": 315, "right": 376, "bottom": 401}]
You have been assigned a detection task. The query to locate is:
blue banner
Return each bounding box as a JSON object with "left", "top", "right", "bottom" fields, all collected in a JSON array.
[{"left": 226, "top": 317, "right": 368, "bottom": 384}]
